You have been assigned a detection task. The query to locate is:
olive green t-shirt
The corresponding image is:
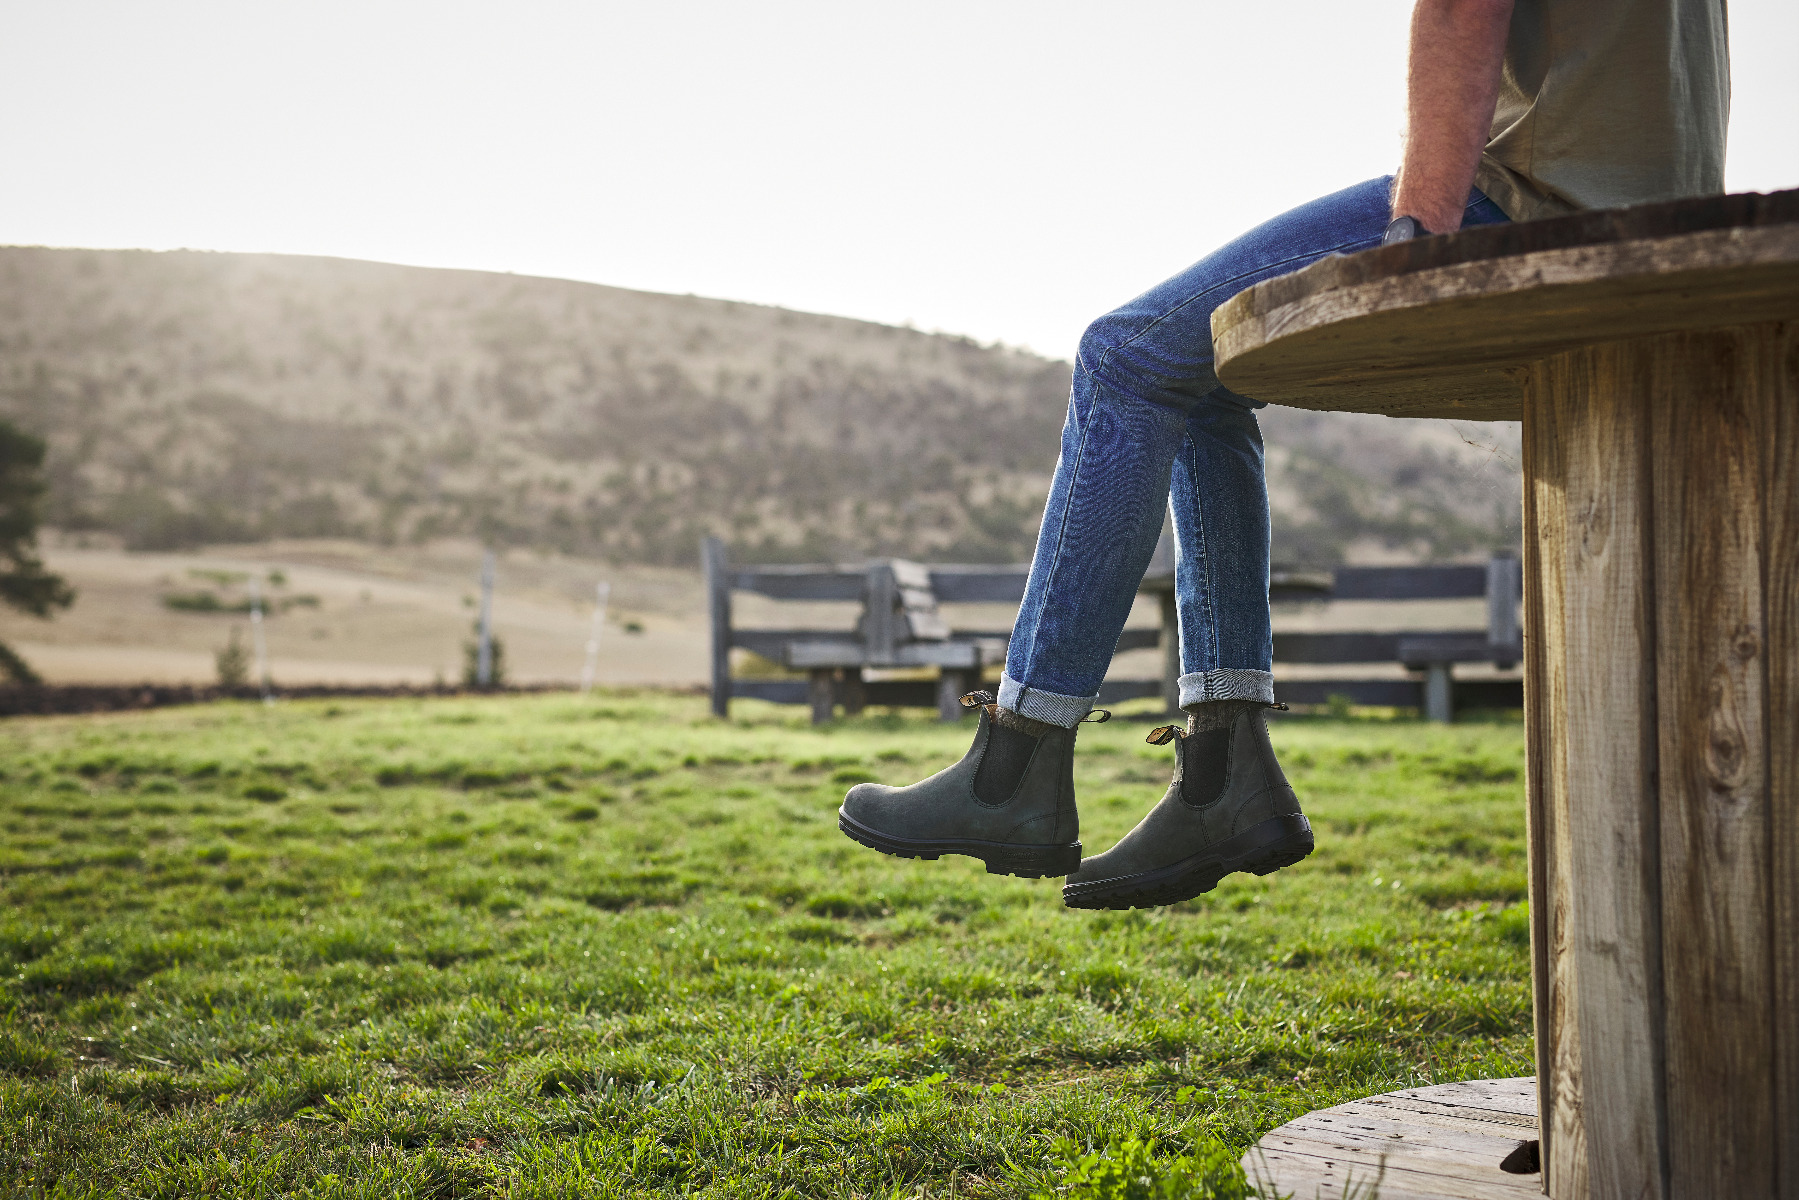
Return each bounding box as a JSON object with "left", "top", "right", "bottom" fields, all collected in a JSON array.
[{"left": 1474, "top": 0, "right": 1731, "bottom": 220}]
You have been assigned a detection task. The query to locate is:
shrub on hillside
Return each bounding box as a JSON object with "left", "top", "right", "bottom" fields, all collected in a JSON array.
[
  {"left": 0, "top": 419, "right": 74, "bottom": 683},
  {"left": 215, "top": 629, "right": 250, "bottom": 688}
]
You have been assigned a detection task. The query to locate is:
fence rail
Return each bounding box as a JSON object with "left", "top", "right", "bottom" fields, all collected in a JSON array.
[{"left": 706, "top": 537, "right": 1522, "bottom": 723}]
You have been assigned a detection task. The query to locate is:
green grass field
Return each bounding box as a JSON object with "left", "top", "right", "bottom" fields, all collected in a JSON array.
[{"left": 0, "top": 692, "right": 1533, "bottom": 1198}]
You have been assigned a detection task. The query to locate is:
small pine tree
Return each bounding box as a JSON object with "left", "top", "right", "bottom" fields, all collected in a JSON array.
[
  {"left": 215, "top": 628, "right": 251, "bottom": 689},
  {"left": 0, "top": 421, "right": 74, "bottom": 684},
  {"left": 461, "top": 621, "right": 506, "bottom": 689}
]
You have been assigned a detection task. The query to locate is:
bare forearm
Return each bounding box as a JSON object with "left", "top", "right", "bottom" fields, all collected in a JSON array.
[{"left": 1391, "top": 0, "right": 1513, "bottom": 233}]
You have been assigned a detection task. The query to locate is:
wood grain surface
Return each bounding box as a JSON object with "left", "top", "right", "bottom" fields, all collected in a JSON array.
[
  {"left": 1650, "top": 328, "right": 1775, "bottom": 1198},
  {"left": 1757, "top": 323, "right": 1799, "bottom": 1200},
  {"left": 1539, "top": 343, "right": 1667, "bottom": 1200},
  {"left": 1247, "top": 189, "right": 1799, "bottom": 312},
  {"left": 1245, "top": 1078, "right": 1542, "bottom": 1200},
  {"left": 1212, "top": 224, "right": 1799, "bottom": 420},
  {"left": 1519, "top": 388, "right": 1556, "bottom": 1192},
  {"left": 1517, "top": 322, "right": 1798, "bottom": 1199},
  {"left": 1522, "top": 377, "right": 1586, "bottom": 1199}
]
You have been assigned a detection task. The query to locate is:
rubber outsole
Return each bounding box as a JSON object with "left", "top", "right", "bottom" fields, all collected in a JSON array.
[
  {"left": 1061, "top": 814, "right": 1314, "bottom": 909},
  {"left": 837, "top": 809, "right": 1081, "bottom": 879}
]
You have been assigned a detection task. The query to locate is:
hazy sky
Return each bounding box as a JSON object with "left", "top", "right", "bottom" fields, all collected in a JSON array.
[{"left": 5, "top": 1, "right": 1794, "bottom": 357}]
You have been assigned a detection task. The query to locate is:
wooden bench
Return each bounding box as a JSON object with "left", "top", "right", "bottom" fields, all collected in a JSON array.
[
  {"left": 704, "top": 536, "right": 1521, "bottom": 723},
  {"left": 1270, "top": 553, "right": 1521, "bottom": 721}
]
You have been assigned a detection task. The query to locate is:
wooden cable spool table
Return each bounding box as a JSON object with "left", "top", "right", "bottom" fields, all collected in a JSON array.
[{"left": 1212, "top": 190, "right": 1799, "bottom": 1200}]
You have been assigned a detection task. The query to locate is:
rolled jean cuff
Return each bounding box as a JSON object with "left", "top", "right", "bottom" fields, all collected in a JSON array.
[
  {"left": 996, "top": 674, "right": 1095, "bottom": 728},
  {"left": 1179, "top": 669, "right": 1275, "bottom": 709}
]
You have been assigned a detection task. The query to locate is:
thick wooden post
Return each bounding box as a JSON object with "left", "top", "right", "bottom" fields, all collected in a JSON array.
[
  {"left": 1649, "top": 330, "right": 1777, "bottom": 1199},
  {"left": 1528, "top": 344, "right": 1660, "bottom": 1200},
  {"left": 1525, "top": 324, "right": 1798, "bottom": 1199},
  {"left": 1523, "top": 369, "right": 1587, "bottom": 1198}
]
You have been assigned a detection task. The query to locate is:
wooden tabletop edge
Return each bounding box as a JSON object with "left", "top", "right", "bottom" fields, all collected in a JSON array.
[{"left": 1214, "top": 222, "right": 1799, "bottom": 374}]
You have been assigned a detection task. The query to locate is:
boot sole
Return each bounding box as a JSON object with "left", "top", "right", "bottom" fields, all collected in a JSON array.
[
  {"left": 1061, "top": 814, "right": 1314, "bottom": 909},
  {"left": 837, "top": 810, "right": 1081, "bottom": 879}
]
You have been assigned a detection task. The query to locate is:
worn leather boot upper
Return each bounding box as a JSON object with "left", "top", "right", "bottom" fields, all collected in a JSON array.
[
  {"left": 837, "top": 691, "right": 1093, "bottom": 878},
  {"left": 1064, "top": 704, "right": 1308, "bottom": 902},
  {"left": 841, "top": 705, "right": 1080, "bottom": 848}
]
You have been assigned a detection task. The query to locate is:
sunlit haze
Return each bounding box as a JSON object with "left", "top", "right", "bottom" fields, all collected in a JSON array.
[{"left": 4, "top": 0, "right": 1794, "bottom": 357}]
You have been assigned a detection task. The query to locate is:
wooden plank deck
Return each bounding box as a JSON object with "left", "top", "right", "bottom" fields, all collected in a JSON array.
[{"left": 1243, "top": 1077, "right": 1542, "bottom": 1200}]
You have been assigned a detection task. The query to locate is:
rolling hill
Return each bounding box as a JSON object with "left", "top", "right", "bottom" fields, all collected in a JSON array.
[{"left": 0, "top": 246, "right": 1520, "bottom": 567}]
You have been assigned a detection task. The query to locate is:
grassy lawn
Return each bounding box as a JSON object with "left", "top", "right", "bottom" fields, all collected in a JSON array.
[{"left": 0, "top": 692, "right": 1532, "bottom": 1198}]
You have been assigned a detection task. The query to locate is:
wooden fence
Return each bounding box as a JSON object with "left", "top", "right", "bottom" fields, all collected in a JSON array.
[{"left": 705, "top": 536, "right": 1521, "bottom": 723}]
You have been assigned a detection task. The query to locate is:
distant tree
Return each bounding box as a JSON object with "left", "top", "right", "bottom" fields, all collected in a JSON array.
[
  {"left": 214, "top": 629, "right": 251, "bottom": 690},
  {"left": 0, "top": 421, "right": 75, "bottom": 684},
  {"left": 461, "top": 621, "right": 506, "bottom": 689}
]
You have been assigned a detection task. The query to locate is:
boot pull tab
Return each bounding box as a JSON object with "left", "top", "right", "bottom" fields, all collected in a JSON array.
[
  {"left": 959, "top": 690, "right": 997, "bottom": 709},
  {"left": 1145, "top": 724, "right": 1185, "bottom": 745},
  {"left": 1080, "top": 709, "right": 1112, "bottom": 724}
]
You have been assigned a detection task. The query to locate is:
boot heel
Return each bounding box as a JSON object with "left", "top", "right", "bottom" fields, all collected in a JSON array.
[{"left": 1244, "top": 815, "right": 1314, "bottom": 876}]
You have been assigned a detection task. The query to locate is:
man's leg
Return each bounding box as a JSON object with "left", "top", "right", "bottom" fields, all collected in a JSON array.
[
  {"left": 1007, "top": 177, "right": 1512, "bottom": 720},
  {"left": 1064, "top": 182, "right": 1515, "bottom": 908},
  {"left": 1169, "top": 391, "right": 1274, "bottom": 707},
  {"left": 1060, "top": 384, "right": 1304, "bottom": 909},
  {"left": 1003, "top": 176, "right": 1407, "bottom": 721},
  {"left": 841, "top": 177, "right": 1509, "bottom": 885}
]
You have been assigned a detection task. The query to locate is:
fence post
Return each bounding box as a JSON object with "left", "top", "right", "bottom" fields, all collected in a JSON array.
[
  {"left": 579, "top": 581, "right": 610, "bottom": 692},
  {"left": 864, "top": 562, "right": 898, "bottom": 666},
  {"left": 702, "top": 537, "right": 731, "bottom": 718},
  {"left": 1487, "top": 551, "right": 1522, "bottom": 667},
  {"left": 1424, "top": 662, "right": 1453, "bottom": 723}
]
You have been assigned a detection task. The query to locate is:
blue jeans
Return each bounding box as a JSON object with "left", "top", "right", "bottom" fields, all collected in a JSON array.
[{"left": 1000, "top": 176, "right": 1511, "bottom": 726}]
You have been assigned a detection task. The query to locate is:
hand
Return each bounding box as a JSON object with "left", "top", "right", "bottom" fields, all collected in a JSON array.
[{"left": 1390, "top": 0, "right": 1514, "bottom": 234}]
